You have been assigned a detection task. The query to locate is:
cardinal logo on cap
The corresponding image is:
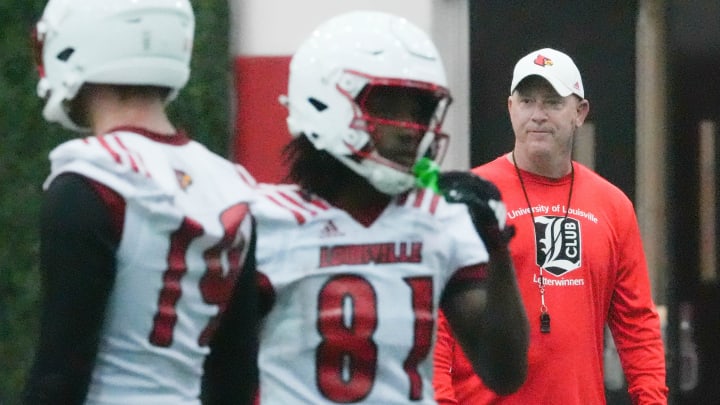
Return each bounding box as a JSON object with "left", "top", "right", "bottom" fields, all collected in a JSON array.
[{"left": 534, "top": 55, "right": 553, "bottom": 67}]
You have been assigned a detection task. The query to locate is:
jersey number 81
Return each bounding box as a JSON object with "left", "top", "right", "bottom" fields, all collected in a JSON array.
[{"left": 316, "top": 274, "right": 433, "bottom": 402}]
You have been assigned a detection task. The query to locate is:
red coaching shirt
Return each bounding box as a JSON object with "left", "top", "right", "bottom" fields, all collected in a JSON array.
[{"left": 433, "top": 155, "right": 668, "bottom": 405}]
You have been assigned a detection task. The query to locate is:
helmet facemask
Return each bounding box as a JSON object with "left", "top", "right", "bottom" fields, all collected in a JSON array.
[
  {"left": 287, "top": 69, "right": 452, "bottom": 196},
  {"left": 341, "top": 71, "right": 451, "bottom": 185}
]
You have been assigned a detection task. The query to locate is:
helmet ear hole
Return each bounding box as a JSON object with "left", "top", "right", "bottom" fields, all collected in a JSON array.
[
  {"left": 308, "top": 98, "right": 327, "bottom": 112},
  {"left": 57, "top": 48, "right": 74, "bottom": 61}
]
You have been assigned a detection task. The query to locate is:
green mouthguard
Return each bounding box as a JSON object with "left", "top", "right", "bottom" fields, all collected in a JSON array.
[{"left": 413, "top": 157, "right": 441, "bottom": 194}]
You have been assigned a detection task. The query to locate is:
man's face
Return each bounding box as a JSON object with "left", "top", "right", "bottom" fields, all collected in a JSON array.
[
  {"left": 508, "top": 76, "right": 589, "bottom": 159},
  {"left": 361, "top": 85, "right": 440, "bottom": 168}
]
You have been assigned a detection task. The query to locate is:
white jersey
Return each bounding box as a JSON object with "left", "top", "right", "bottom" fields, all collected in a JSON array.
[
  {"left": 253, "top": 184, "right": 489, "bottom": 404},
  {"left": 45, "top": 129, "right": 256, "bottom": 405}
]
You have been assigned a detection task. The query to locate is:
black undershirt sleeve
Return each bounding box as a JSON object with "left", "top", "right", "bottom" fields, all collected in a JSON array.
[{"left": 23, "top": 173, "right": 121, "bottom": 405}]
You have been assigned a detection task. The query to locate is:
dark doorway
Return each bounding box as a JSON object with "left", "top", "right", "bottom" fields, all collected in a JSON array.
[
  {"left": 667, "top": 1, "right": 720, "bottom": 404},
  {"left": 468, "top": 2, "right": 637, "bottom": 199}
]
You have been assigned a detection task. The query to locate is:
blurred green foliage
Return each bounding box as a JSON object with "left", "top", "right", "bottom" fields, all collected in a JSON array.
[{"left": 0, "top": 1, "right": 231, "bottom": 402}]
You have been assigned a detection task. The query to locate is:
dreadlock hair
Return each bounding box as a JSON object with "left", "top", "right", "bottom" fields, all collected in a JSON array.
[{"left": 283, "top": 135, "right": 372, "bottom": 201}]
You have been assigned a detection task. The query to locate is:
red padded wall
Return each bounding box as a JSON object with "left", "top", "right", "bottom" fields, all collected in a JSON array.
[{"left": 232, "top": 55, "right": 292, "bottom": 183}]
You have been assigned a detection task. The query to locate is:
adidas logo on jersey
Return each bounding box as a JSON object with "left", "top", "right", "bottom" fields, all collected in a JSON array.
[{"left": 320, "top": 220, "right": 344, "bottom": 238}]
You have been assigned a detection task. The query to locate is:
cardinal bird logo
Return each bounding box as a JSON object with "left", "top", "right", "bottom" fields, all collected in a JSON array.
[
  {"left": 534, "top": 55, "right": 553, "bottom": 67},
  {"left": 175, "top": 169, "right": 193, "bottom": 191}
]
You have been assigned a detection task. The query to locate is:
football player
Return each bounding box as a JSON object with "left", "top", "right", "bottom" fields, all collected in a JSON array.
[
  {"left": 23, "top": 0, "right": 258, "bottom": 404},
  {"left": 252, "top": 11, "right": 529, "bottom": 404}
]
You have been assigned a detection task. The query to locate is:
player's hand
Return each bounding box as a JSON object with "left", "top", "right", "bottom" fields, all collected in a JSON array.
[{"left": 438, "top": 171, "right": 515, "bottom": 252}]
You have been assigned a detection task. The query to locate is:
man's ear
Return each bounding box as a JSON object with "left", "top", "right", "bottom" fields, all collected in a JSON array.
[{"left": 576, "top": 99, "right": 590, "bottom": 126}]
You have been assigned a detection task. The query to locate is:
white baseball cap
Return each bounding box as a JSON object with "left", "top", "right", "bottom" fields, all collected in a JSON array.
[{"left": 510, "top": 48, "right": 584, "bottom": 98}]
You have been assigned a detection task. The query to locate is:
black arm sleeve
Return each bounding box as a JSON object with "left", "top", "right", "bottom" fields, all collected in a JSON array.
[
  {"left": 23, "top": 173, "right": 121, "bottom": 405},
  {"left": 201, "top": 217, "right": 259, "bottom": 405}
]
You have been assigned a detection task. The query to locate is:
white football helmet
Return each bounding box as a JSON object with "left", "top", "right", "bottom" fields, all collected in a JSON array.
[
  {"left": 33, "top": 0, "right": 195, "bottom": 131},
  {"left": 282, "top": 10, "right": 452, "bottom": 195}
]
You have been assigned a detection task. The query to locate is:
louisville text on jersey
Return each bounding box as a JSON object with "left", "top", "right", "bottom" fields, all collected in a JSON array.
[{"left": 319, "top": 242, "right": 422, "bottom": 267}]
